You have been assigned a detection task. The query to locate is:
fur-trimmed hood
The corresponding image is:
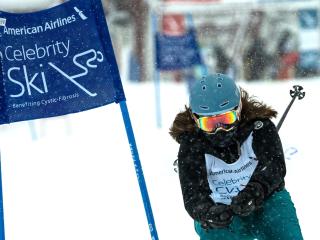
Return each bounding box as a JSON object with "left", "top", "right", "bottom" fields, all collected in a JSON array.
[{"left": 169, "top": 89, "right": 277, "bottom": 143}]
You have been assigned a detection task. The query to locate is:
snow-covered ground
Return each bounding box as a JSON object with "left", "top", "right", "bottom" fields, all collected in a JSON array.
[{"left": 0, "top": 78, "right": 319, "bottom": 240}]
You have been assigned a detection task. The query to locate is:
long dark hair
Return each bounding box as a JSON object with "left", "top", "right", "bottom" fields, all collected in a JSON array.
[{"left": 169, "top": 88, "right": 277, "bottom": 142}]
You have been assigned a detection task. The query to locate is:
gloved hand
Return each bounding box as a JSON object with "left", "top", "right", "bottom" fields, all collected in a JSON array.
[
  {"left": 231, "top": 182, "right": 265, "bottom": 217},
  {"left": 200, "top": 204, "right": 234, "bottom": 230}
]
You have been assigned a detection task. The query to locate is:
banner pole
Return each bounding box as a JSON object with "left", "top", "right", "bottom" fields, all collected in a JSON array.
[
  {"left": 151, "top": 12, "right": 162, "bottom": 129},
  {"left": 119, "top": 101, "right": 159, "bottom": 240},
  {"left": 186, "top": 13, "right": 208, "bottom": 76},
  {"left": 28, "top": 122, "right": 38, "bottom": 141},
  {"left": 0, "top": 152, "right": 5, "bottom": 240},
  {"left": 154, "top": 67, "right": 162, "bottom": 129}
]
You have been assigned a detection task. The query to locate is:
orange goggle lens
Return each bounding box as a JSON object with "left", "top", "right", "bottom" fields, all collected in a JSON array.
[{"left": 193, "top": 110, "right": 239, "bottom": 133}]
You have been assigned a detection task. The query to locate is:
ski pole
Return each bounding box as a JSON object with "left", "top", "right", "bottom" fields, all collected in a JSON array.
[{"left": 277, "top": 85, "right": 305, "bottom": 131}]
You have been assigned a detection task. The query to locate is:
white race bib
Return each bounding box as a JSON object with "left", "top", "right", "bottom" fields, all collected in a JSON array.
[{"left": 205, "top": 133, "right": 258, "bottom": 205}]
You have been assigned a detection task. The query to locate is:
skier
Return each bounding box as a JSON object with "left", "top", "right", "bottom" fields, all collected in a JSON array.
[{"left": 169, "top": 73, "right": 303, "bottom": 239}]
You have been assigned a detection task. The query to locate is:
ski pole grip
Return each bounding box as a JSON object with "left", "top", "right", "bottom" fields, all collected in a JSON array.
[{"left": 277, "top": 85, "right": 305, "bottom": 131}]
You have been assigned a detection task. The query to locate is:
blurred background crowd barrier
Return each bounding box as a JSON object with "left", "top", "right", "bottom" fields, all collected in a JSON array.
[
  {"left": 1, "top": 0, "right": 320, "bottom": 83},
  {"left": 105, "top": 0, "right": 320, "bottom": 83}
]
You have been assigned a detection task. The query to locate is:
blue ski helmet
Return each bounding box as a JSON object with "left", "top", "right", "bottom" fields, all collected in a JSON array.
[{"left": 189, "top": 73, "right": 241, "bottom": 116}]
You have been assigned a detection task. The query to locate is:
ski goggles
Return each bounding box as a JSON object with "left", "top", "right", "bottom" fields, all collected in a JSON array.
[{"left": 192, "top": 105, "right": 241, "bottom": 134}]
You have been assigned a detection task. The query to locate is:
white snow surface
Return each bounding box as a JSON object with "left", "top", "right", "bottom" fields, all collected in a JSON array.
[{"left": 0, "top": 78, "right": 319, "bottom": 240}]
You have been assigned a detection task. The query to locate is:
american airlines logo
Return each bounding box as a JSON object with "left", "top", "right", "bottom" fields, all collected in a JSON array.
[{"left": 74, "top": 7, "right": 88, "bottom": 20}]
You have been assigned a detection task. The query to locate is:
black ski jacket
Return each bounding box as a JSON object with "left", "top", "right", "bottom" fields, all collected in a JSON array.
[{"left": 176, "top": 118, "right": 286, "bottom": 221}]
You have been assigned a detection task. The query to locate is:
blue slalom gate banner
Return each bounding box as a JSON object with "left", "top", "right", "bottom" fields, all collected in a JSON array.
[
  {"left": 0, "top": 0, "right": 125, "bottom": 124},
  {"left": 0, "top": 0, "right": 159, "bottom": 239},
  {"left": 155, "top": 29, "right": 202, "bottom": 70}
]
